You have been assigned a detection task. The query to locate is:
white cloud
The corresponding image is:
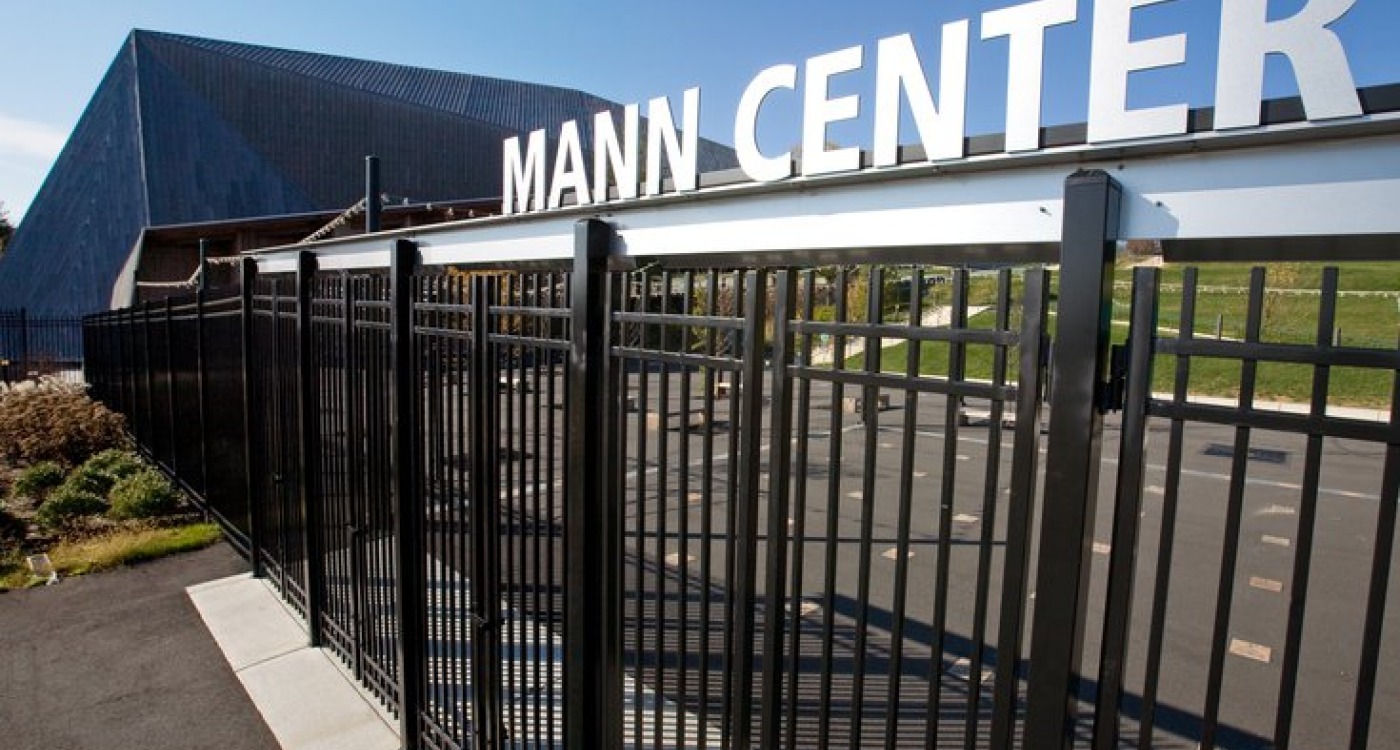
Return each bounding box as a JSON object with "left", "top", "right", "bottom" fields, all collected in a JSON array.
[
  {"left": 0, "top": 114, "right": 68, "bottom": 222},
  {"left": 0, "top": 113, "right": 66, "bottom": 160}
]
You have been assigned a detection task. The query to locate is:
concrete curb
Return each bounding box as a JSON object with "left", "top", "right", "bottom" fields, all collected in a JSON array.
[{"left": 187, "top": 574, "right": 399, "bottom": 750}]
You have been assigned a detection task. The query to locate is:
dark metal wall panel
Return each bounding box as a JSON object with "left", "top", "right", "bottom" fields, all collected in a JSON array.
[
  {"left": 135, "top": 48, "right": 319, "bottom": 226},
  {"left": 0, "top": 42, "right": 148, "bottom": 316},
  {"left": 136, "top": 34, "right": 520, "bottom": 215},
  {"left": 141, "top": 32, "right": 739, "bottom": 174}
]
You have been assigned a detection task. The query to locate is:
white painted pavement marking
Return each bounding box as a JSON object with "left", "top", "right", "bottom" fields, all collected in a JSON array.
[
  {"left": 1249, "top": 576, "right": 1284, "bottom": 593},
  {"left": 1256, "top": 504, "right": 1297, "bottom": 516},
  {"left": 881, "top": 546, "right": 915, "bottom": 561},
  {"left": 952, "top": 513, "right": 980, "bottom": 524},
  {"left": 899, "top": 427, "right": 1381, "bottom": 503},
  {"left": 1145, "top": 484, "right": 1165, "bottom": 495},
  {"left": 1229, "top": 638, "right": 1273, "bottom": 664},
  {"left": 664, "top": 553, "right": 697, "bottom": 566},
  {"left": 1092, "top": 542, "right": 1112, "bottom": 556},
  {"left": 1262, "top": 535, "right": 1293, "bottom": 548},
  {"left": 946, "top": 657, "right": 995, "bottom": 685},
  {"left": 913, "top": 471, "right": 929, "bottom": 478}
]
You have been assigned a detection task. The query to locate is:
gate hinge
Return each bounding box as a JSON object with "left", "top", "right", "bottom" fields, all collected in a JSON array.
[{"left": 1099, "top": 343, "right": 1130, "bottom": 413}]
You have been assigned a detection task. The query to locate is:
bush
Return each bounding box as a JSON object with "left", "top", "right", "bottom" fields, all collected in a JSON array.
[
  {"left": 61, "top": 465, "right": 115, "bottom": 497},
  {"left": 8, "top": 461, "right": 66, "bottom": 503},
  {"left": 82, "top": 449, "right": 144, "bottom": 481},
  {"left": 107, "top": 469, "right": 181, "bottom": 521},
  {"left": 0, "top": 378, "right": 126, "bottom": 465},
  {"left": 61, "top": 451, "right": 145, "bottom": 499},
  {"left": 35, "top": 486, "right": 107, "bottom": 530}
]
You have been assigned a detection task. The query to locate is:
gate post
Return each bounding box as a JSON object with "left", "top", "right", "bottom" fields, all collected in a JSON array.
[
  {"left": 564, "top": 218, "right": 622, "bottom": 750},
  {"left": 242, "top": 258, "right": 265, "bottom": 578},
  {"left": 296, "top": 250, "right": 328, "bottom": 648},
  {"left": 1024, "top": 170, "right": 1121, "bottom": 750},
  {"left": 164, "top": 298, "right": 178, "bottom": 476},
  {"left": 143, "top": 302, "right": 156, "bottom": 450},
  {"left": 17, "top": 308, "right": 28, "bottom": 379},
  {"left": 195, "top": 240, "right": 210, "bottom": 496},
  {"left": 389, "top": 239, "right": 425, "bottom": 750},
  {"left": 469, "top": 273, "right": 502, "bottom": 749}
]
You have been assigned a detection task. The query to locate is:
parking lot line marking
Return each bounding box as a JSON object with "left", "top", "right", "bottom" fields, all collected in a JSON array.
[
  {"left": 1145, "top": 485, "right": 1165, "bottom": 495},
  {"left": 1249, "top": 576, "right": 1284, "bottom": 593},
  {"left": 1262, "top": 535, "right": 1293, "bottom": 548},
  {"left": 913, "top": 471, "right": 929, "bottom": 478},
  {"left": 953, "top": 513, "right": 980, "bottom": 524},
  {"left": 881, "top": 547, "right": 914, "bottom": 560},
  {"left": 1092, "top": 542, "right": 1112, "bottom": 556},
  {"left": 664, "top": 553, "right": 696, "bottom": 566},
  {"left": 946, "top": 657, "right": 995, "bottom": 685},
  {"left": 1229, "top": 638, "right": 1273, "bottom": 663},
  {"left": 1257, "top": 504, "right": 1296, "bottom": 516},
  {"left": 847, "top": 491, "right": 864, "bottom": 500},
  {"left": 898, "top": 425, "right": 1377, "bottom": 502}
]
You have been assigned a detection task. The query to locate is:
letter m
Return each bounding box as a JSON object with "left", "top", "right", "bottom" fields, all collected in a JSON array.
[{"left": 503, "top": 129, "right": 548, "bottom": 215}]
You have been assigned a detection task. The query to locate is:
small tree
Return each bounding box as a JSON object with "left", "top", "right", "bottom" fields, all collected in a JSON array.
[{"left": 0, "top": 201, "right": 12, "bottom": 256}]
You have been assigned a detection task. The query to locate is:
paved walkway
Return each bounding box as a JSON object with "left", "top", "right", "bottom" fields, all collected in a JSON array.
[
  {"left": 0, "top": 544, "right": 281, "bottom": 750},
  {"left": 188, "top": 572, "right": 398, "bottom": 750}
]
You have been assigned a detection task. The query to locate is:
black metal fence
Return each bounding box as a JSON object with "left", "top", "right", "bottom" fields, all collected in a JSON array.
[
  {"left": 1, "top": 308, "right": 84, "bottom": 383},
  {"left": 82, "top": 173, "right": 1399, "bottom": 750}
]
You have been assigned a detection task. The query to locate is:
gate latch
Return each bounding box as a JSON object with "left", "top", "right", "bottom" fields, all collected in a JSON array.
[{"left": 1099, "top": 343, "right": 1130, "bottom": 413}]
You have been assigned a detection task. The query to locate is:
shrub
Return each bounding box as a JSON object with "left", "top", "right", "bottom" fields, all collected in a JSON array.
[
  {"left": 61, "top": 464, "right": 116, "bottom": 497},
  {"left": 82, "top": 449, "right": 144, "bottom": 481},
  {"left": 0, "top": 378, "right": 126, "bottom": 465},
  {"left": 8, "top": 461, "right": 66, "bottom": 503},
  {"left": 107, "top": 469, "right": 181, "bottom": 520},
  {"left": 35, "top": 486, "right": 107, "bottom": 530}
]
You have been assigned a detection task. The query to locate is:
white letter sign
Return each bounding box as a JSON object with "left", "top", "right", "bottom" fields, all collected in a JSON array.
[
  {"left": 802, "top": 46, "right": 864, "bottom": 176},
  {"left": 645, "top": 88, "right": 701, "bottom": 197},
  {"left": 1087, "top": 0, "right": 1188, "bottom": 143},
  {"left": 982, "top": 0, "right": 1077, "bottom": 153},
  {"left": 735, "top": 64, "right": 798, "bottom": 183},
  {"left": 502, "top": 129, "right": 547, "bottom": 215},
  {"left": 594, "top": 104, "right": 640, "bottom": 202},
  {"left": 548, "top": 120, "right": 590, "bottom": 209},
  {"left": 873, "top": 25, "right": 970, "bottom": 167},
  {"left": 1215, "top": 0, "right": 1362, "bottom": 130}
]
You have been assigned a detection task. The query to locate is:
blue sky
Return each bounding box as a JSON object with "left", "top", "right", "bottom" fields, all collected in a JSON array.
[{"left": 2, "top": 0, "right": 1398, "bottom": 221}]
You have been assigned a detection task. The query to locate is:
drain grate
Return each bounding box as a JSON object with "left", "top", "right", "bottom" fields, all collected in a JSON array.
[{"left": 1203, "top": 443, "right": 1289, "bottom": 464}]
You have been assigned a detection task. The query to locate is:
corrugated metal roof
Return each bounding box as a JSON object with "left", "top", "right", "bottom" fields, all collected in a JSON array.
[{"left": 0, "top": 30, "right": 737, "bottom": 317}]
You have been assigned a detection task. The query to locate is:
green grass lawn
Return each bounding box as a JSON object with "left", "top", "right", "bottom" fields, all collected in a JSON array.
[{"left": 836, "top": 261, "right": 1398, "bottom": 407}]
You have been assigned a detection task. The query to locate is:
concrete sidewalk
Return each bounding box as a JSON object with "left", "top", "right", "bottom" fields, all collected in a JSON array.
[
  {"left": 187, "top": 573, "right": 399, "bottom": 750},
  {"left": 0, "top": 544, "right": 281, "bottom": 750}
]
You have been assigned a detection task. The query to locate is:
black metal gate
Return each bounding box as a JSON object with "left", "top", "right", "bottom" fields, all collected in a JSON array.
[
  {"left": 1081, "top": 265, "right": 1400, "bottom": 750},
  {"left": 594, "top": 262, "right": 1051, "bottom": 749}
]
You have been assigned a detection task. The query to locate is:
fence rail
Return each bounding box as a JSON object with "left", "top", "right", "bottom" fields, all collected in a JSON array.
[
  {"left": 82, "top": 168, "right": 1399, "bottom": 750},
  {"left": 0, "top": 308, "right": 83, "bottom": 383}
]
